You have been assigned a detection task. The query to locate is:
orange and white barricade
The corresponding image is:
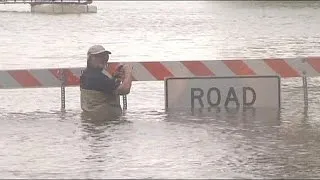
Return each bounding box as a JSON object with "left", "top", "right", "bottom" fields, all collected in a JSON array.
[{"left": 0, "top": 57, "right": 319, "bottom": 110}]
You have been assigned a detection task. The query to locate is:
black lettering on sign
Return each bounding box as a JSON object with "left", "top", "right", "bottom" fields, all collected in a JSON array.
[
  {"left": 243, "top": 87, "right": 256, "bottom": 106},
  {"left": 225, "top": 87, "right": 240, "bottom": 107},
  {"left": 191, "top": 88, "right": 204, "bottom": 108},
  {"left": 207, "top": 87, "right": 221, "bottom": 107}
]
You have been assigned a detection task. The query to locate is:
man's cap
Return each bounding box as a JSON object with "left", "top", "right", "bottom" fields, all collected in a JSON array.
[{"left": 87, "top": 45, "right": 111, "bottom": 55}]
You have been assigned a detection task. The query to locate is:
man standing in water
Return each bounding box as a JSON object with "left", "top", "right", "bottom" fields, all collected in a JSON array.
[{"left": 80, "top": 45, "right": 133, "bottom": 119}]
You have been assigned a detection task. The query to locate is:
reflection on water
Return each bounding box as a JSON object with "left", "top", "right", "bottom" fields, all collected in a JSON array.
[
  {"left": 162, "top": 106, "right": 318, "bottom": 179},
  {"left": 166, "top": 107, "right": 281, "bottom": 126}
]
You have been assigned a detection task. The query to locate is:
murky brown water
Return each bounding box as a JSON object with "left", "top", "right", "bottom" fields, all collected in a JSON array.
[{"left": 0, "top": 1, "right": 320, "bottom": 178}]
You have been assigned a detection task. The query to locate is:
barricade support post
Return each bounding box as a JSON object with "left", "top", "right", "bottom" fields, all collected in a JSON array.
[
  {"left": 59, "top": 69, "right": 66, "bottom": 112},
  {"left": 302, "top": 71, "right": 308, "bottom": 110}
]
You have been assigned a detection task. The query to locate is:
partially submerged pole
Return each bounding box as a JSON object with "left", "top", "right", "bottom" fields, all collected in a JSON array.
[
  {"left": 302, "top": 71, "right": 308, "bottom": 110},
  {"left": 60, "top": 69, "right": 66, "bottom": 112}
]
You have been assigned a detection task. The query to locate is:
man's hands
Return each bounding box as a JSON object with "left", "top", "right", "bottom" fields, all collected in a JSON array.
[
  {"left": 113, "top": 64, "right": 133, "bottom": 95},
  {"left": 123, "top": 64, "right": 133, "bottom": 75},
  {"left": 113, "top": 64, "right": 133, "bottom": 82},
  {"left": 113, "top": 65, "right": 125, "bottom": 81}
]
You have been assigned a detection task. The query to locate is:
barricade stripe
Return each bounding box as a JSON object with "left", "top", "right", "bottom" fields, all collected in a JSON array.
[
  {"left": 69, "top": 68, "right": 83, "bottom": 78},
  {"left": 264, "top": 59, "right": 300, "bottom": 77},
  {"left": 141, "top": 62, "right": 173, "bottom": 80},
  {"left": 306, "top": 57, "right": 320, "bottom": 73},
  {"left": 161, "top": 61, "right": 193, "bottom": 77},
  {"left": 29, "top": 70, "right": 61, "bottom": 87},
  {"left": 202, "top": 60, "right": 235, "bottom": 76},
  {"left": 49, "top": 69, "right": 61, "bottom": 81},
  {"left": 64, "top": 69, "right": 80, "bottom": 86},
  {"left": 0, "top": 71, "right": 22, "bottom": 88},
  {"left": 244, "top": 60, "right": 276, "bottom": 75},
  {"left": 181, "top": 61, "right": 214, "bottom": 76},
  {"left": 285, "top": 58, "right": 318, "bottom": 77},
  {"left": 131, "top": 62, "right": 156, "bottom": 81},
  {"left": 8, "top": 70, "right": 41, "bottom": 87},
  {"left": 223, "top": 60, "right": 256, "bottom": 75},
  {"left": 49, "top": 69, "right": 80, "bottom": 86}
]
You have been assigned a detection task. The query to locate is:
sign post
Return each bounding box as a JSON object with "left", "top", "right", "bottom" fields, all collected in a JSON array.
[{"left": 165, "top": 76, "right": 281, "bottom": 110}]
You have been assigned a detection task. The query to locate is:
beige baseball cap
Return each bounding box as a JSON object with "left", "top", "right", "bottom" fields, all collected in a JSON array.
[{"left": 87, "top": 45, "right": 111, "bottom": 55}]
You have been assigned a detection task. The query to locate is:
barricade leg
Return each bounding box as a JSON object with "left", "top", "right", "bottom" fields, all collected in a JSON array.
[
  {"left": 60, "top": 69, "right": 66, "bottom": 112},
  {"left": 61, "top": 83, "right": 66, "bottom": 112},
  {"left": 122, "top": 95, "right": 127, "bottom": 110},
  {"left": 302, "top": 73, "right": 308, "bottom": 110}
]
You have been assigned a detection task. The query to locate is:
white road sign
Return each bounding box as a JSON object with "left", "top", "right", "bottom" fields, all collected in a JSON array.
[{"left": 165, "top": 76, "right": 280, "bottom": 109}]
